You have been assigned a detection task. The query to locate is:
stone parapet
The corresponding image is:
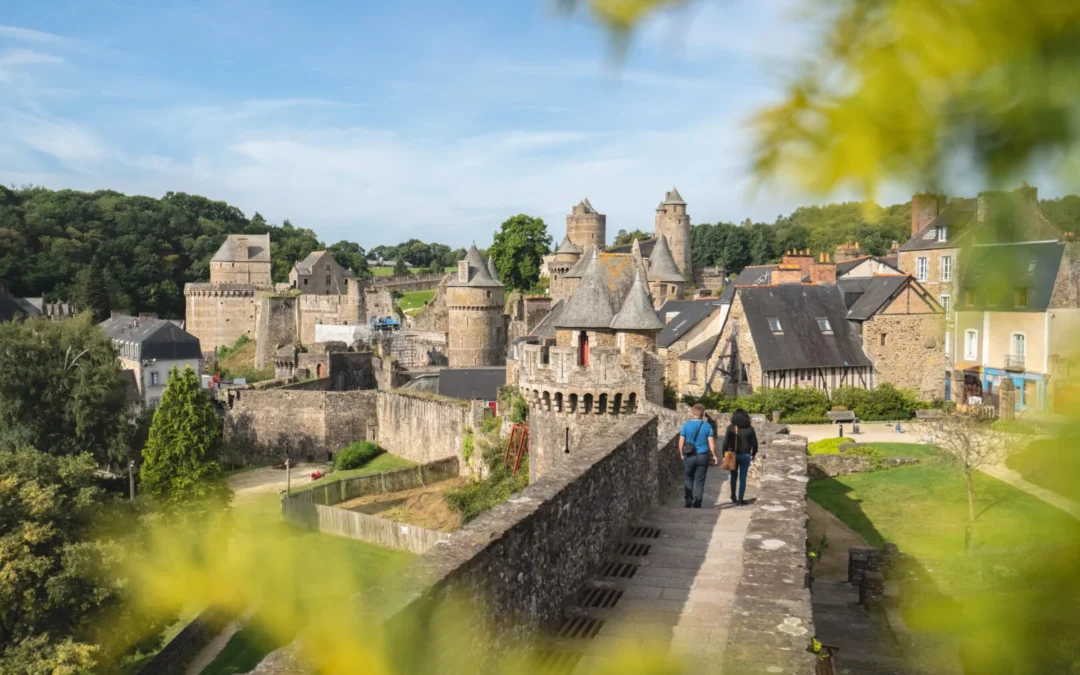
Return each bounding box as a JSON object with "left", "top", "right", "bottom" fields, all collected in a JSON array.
[
  {"left": 184, "top": 283, "right": 262, "bottom": 296},
  {"left": 723, "top": 434, "right": 818, "bottom": 675}
]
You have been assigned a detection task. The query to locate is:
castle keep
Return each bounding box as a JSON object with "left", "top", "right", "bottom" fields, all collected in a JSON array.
[
  {"left": 446, "top": 245, "right": 505, "bottom": 367},
  {"left": 654, "top": 187, "right": 693, "bottom": 276}
]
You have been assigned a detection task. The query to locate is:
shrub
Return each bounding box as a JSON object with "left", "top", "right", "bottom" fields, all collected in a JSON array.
[
  {"left": 808, "top": 437, "right": 848, "bottom": 455},
  {"left": 462, "top": 429, "right": 475, "bottom": 463},
  {"left": 663, "top": 386, "right": 678, "bottom": 408},
  {"left": 481, "top": 415, "right": 502, "bottom": 434},
  {"left": 444, "top": 460, "right": 529, "bottom": 522},
  {"left": 846, "top": 444, "right": 886, "bottom": 471},
  {"left": 334, "top": 441, "right": 385, "bottom": 470},
  {"left": 828, "top": 384, "right": 927, "bottom": 421},
  {"left": 510, "top": 395, "right": 528, "bottom": 424}
]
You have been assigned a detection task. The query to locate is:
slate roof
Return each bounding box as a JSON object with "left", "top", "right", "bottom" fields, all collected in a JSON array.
[
  {"left": 564, "top": 245, "right": 596, "bottom": 278},
  {"left": 577, "top": 198, "right": 598, "bottom": 214},
  {"left": 836, "top": 275, "right": 910, "bottom": 320},
  {"left": 679, "top": 334, "right": 721, "bottom": 362},
  {"left": 663, "top": 187, "right": 686, "bottom": 205},
  {"left": 99, "top": 314, "right": 202, "bottom": 361},
  {"left": 737, "top": 285, "right": 872, "bottom": 371},
  {"left": 958, "top": 241, "right": 1065, "bottom": 312},
  {"left": 656, "top": 298, "right": 724, "bottom": 348},
  {"left": 718, "top": 265, "right": 777, "bottom": 303},
  {"left": 555, "top": 235, "right": 582, "bottom": 255},
  {"left": 530, "top": 299, "right": 564, "bottom": 339},
  {"left": 448, "top": 244, "right": 504, "bottom": 288},
  {"left": 211, "top": 233, "right": 272, "bottom": 263},
  {"left": 607, "top": 238, "right": 657, "bottom": 259},
  {"left": 487, "top": 256, "right": 500, "bottom": 282},
  {"left": 0, "top": 288, "right": 22, "bottom": 322},
  {"left": 294, "top": 250, "right": 325, "bottom": 274},
  {"left": 437, "top": 367, "right": 506, "bottom": 401},
  {"left": 900, "top": 192, "right": 1062, "bottom": 252},
  {"left": 610, "top": 271, "right": 664, "bottom": 331},
  {"left": 647, "top": 234, "right": 684, "bottom": 282},
  {"left": 556, "top": 248, "right": 616, "bottom": 328}
]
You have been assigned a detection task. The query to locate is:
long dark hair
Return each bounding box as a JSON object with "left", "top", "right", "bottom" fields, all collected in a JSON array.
[{"left": 731, "top": 408, "right": 751, "bottom": 429}]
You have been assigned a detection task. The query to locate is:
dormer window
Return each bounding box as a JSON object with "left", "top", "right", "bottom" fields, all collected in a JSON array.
[
  {"left": 816, "top": 317, "right": 832, "bottom": 333},
  {"left": 1027, "top": 260, "right": 1037, "bottom": 275},
  {"left": 936, "top": 226, "right": 947, "bottom": 242},
  {"left": 767, "top": 317, "right": 782, "bottom": 333}
]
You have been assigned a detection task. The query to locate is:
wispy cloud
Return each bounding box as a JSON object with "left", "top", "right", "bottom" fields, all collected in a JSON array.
[
  {"left": 0, "top": 48, "right": 65, "bottom": 82},
  {"left": 0, "top": 24, "right": 70, "bottom": 45},
  {"left": 492, "top": 58, "right": 708, "bottom": 90}
]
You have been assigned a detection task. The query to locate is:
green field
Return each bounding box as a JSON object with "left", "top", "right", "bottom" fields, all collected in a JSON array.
[
  {"left": 198, "top": 491, "right": 411, "bottom": 674},
  {"left": 808, "top": 445, "right": 1076, "bottom": 578},
  {"left": 397, "top": 289, "right": 436, "bottom": 312},
  {"left": 288, "top": 453, "right": 416, "bottom": 494},
  {"left": 1006, "top": 438, "right": 1080, "bottom": 502}
]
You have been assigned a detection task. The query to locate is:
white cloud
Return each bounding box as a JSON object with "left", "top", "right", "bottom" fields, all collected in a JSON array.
[
  {"left": 0, "top": 48, "right": 65, "bottom": 82},
  {"left": 0, "top": 25, "right": 70, "bottom": 44}
]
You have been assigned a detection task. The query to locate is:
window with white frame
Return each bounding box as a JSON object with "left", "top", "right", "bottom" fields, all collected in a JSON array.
[
  {"left": 916, "top": 256, "right": 928, "bottom": 281},
  {"left": 964, "top": 329, "right": 978, "bottom": 360},
  {"left": 816, "top": 317, "right": 832, "bottom": 333},
  {"left": 150, "top": 372, "right": 160, "bottom": 386},
  {"left": 767, "top": 317, "right": 782, "bottom": 333},
  {"left": 941, "top": 256, "right": 952, "bottom": 282},
  {"left": 940, "top": 294, "right": 950, "bottom": 318},
  {"left": 1011, "top": 332, "right": 1026, "bottom": 358}
]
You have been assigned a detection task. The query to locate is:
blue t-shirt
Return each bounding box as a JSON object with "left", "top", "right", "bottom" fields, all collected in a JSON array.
[{"left": 680, "top": 419, "right": 714, "bottom": 454}]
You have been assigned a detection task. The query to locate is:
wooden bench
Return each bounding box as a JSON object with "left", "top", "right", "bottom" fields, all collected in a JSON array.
[{"left": 826, "top": 410, "right": 857, "bottom": 423}]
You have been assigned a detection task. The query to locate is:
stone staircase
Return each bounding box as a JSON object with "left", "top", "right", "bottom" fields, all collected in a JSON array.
[{"left": 812, "top": 579, "right": 909, "bottom": 675}]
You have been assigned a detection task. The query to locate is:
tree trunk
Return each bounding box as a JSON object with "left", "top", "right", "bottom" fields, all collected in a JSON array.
[{"left": 964, "top": 468, "right": 975, "bottom": 522}]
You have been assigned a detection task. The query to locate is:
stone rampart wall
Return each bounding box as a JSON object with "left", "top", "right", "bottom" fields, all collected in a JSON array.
[
  {"left": 722, "top": 434, "right": 817, "bottom": 674},
  {"left": 136, "top": 606, "right": 240, "bottom": 675},
  {"left": 255, "top": 295, "right": 297, "bottom": 368},
  {"left": 375, "top": 415, "right": 659, "bottom": 666},
  {"left": 808, "top": 453, "right": 918, "bottom": 479},
  {"left": 371, "top": 272, "right": 448, "bottom": 292},
  {"left": 224, "top": 389, "right": 377, "bottom": 464},
  {"left": 375, "top": 391, "right": 485, "bottom": 473}
]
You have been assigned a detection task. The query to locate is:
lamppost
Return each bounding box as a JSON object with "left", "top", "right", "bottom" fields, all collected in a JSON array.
[{"left": 128, "top": 460, "right": 135, "bottom": 502}]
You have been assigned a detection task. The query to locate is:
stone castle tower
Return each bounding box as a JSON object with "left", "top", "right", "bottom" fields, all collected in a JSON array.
[
  {"left": 654, "top": 187, "right": 692, "bottom": 276},
  {"left": 447, "top": 244, "right": 505, "bottom": 367},
  {"left": 566, "top": 198, "right": 606, "bottom": 250}
]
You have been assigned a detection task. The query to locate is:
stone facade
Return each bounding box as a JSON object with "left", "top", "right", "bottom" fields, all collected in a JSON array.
[
  {"left": 409, "top": 277, "right": 449, "bottom": 332},
  {"left": 654, "top": 188, "right": 692, "bottom": 275},
  {"left": 184, "top": 284, "right": 261, "bottom": 355},
  {"left": 861, "top": 297, "right": 947, "bottom": 400},
  {"left": 288, "top": 251, "right": 351, "bottom": 295},
  {"left": 224, "top": 389, "right": 378, "bottom": 463},
  {"left": 375, "top": 390, "right": 487, "bottom": 475},
  {"left": 565, "top": 198, "right": 606, "bottom": 250},
  {"left": 447, "top": 285, "right": 504, "bottom": 367}
]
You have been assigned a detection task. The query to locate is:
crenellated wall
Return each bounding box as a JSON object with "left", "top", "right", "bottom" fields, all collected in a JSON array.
[{"left": 184, "top": 284, "right": 261, "bottom": 355}]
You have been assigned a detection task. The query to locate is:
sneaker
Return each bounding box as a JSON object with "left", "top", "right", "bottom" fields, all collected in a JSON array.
[
  {"left": 692, "top": 500, "right": 702, "bottom": 508},
  {"left": 730, "top": 497, "right": 738, "bottom": 504},
  {"left": 738, "top": 500, "right": 750, "bottom": 506},
  {"left": 684, "top": 502, "right": 692, "bottom": 508}
]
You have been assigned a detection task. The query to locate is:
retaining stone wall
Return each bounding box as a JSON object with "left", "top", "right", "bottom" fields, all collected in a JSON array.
[
  {"left": 376, "top": 390, "right": 485, "bottom": 474},
  {"left": 808, "top": 454, "right": 918, "bottom": 479},
  {"left": 136, "top": 606, "right": 239, "bottom": 675}
]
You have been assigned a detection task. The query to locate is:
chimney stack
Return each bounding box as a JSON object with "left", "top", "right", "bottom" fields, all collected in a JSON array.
[
  {"left": 773, "top": 263, "right": 804, "bottom": 285},
  {"left": 811, "top": 252, "right": 837, "bottom": 285},
  {"left": 911, "top": 193, "right": 943, "bottom": 236},
  {"left": 457, "top": 260, "right": 470, "bottom": 283},
  {"left": 781, "top": 249, "right": 814, "bottom": 280}
]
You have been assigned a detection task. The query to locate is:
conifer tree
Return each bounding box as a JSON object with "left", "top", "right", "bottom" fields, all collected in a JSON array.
[
  {"left": 140, "top": 367, "right": 228, "bottom": 508},
  {"left": 82, "top": 257, "right": 112, "bottom": 323},
  {"left": 393, "top": 255, "right": 409, "bottom": 276}
]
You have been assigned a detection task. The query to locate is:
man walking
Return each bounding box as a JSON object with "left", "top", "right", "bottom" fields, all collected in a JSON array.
[{"left": 679, "top": 403, "right": 717, "bottom": 508}]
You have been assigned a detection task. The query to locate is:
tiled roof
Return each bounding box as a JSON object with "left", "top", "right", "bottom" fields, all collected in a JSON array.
[
  {"left": 437, "top": 367, "right": 506, "bottom": 401},
  {"left": 656, "top": 298, "right": 724, "bottom": 348},
  {"left": 718, "top": 265, "right": 777, "bottom": 303},
  {"left": 610, "top": 271, "right": 664, "bottom": 331},
  {"left": 211, "top": 233, "right": 272, "bottom": 263},
  {"left": 646, "top": 234, "right": 684, "bottom": 282},
  {"left": 555, "top": 235, "right": 582, "bottom": 255},
  {"left": 959, "top": 241, "right": 1065, "bottom": 312},
  {"left": 448, "top": 244, "right": 504, "bottom": 288},
  {"left": 99, "top": 314, "right": 202, "bottom": 360},
  {"left": 555, "top": 248, "right": 616, "bottom": 329},
  {"left": 663, "top": 187, "right": 686, "bottom": 205}
]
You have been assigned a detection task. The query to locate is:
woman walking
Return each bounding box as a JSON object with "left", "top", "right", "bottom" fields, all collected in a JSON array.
[{"left": 722, "top": 409, "right": 758, "bottom": 505}]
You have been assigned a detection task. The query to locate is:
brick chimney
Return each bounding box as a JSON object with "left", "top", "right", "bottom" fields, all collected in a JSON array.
[
  {"left": 235, "top": 236, "right": 249, "bottom": 262},
  {"left": 911, "top": 193, "right": 943, "bottom": 236},
  {"left": 773, "top": 263, "right": 804, "bottom": 285},
  {"left": 811, "top": 253, "right": 837, "bottom": 285},
  {"left": 834, "top": 242, "right": 865, "bottom": 264},
  {"left": 139, "top": 312, "right": 158, "bottom": 320},
  {"left": 781, "top": 249, "right": 814, "bottom": 279},
  {"left": 457, "top": 260, "right": 470, "bottom": 283}
]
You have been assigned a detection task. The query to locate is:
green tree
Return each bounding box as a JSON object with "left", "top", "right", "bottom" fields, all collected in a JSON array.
[
  {"left": 0, "top": 448, "right": 169, "bottom": 673},
  {"left": 140, "top": 367, "right": 229, "bottom": 509},
  {"left": 328, "top": 240, "right": 372, "bottom": 280},
  {"left": 79, "top": 257, "right": 112, "bottom": 323},
  {"left": 0, "top": 315, "right": 128, "bottom": 462},
  {"left": 487, "top": 214, "right": 553, "bottom": 291},
  {"left": 392, "top": 256, "right": 409, "bottom": 276},
  {"left": 613, "top": 229, "right": 651, "bottom": 246}
]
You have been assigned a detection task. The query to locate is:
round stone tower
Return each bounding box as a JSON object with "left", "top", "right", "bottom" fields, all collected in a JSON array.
[
  {"left": 447, "top": 244, "right": 505, "bottom": 367},
  {"left": 566, "top": 198, "right": 607, "bottom": 251},
  {"left": 654, "top": 187, "right": 692, "bottom": 276},
  {"left": 547, "top": 235, "right": 583, "bottom": 304}
]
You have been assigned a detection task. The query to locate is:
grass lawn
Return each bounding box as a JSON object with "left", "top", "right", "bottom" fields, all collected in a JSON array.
[
  {"left": 1005, "top": 438, "right": 1080, "bottom": 502},
  {"left": 397, "top": 289, "right": 435, "bottom": 312},
  {"left": 197, "top": 491, "right": 412, "bottom": 674},
  {"left": 288, "top": 453, "right": 416, "bottom": 494},
  {"left": 866, "top": 442, "right": 940, "bottom": 460}
]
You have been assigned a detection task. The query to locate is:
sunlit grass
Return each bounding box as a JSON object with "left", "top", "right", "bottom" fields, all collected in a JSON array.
[
  {"left": 1006, "top": 439, "right": 1080, "bottom": 502},
  {"left": 396, "top": 290, "right": 435, "bottom": 312},
  {"left": 287, "top": 454, "right": 416, "bottom": 494}
]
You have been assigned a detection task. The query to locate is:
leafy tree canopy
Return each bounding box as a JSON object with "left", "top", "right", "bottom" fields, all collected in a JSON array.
[
  {"left": 0, "top": 314, "right": 129, "bottom": 462},
  {"left": 613, "top": 229, "right": 651, "bottom": 246},
  {"left": 140, "top": 367, "right": 229, "bottom": 511},
  {"left": 487, "top": 214, "right": 553, "bottom": 292}
]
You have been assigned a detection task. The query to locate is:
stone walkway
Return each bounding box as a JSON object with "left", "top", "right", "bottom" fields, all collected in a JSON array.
[
  {"left": 546, "top": 465, "right": 752, "bottom": 673},
  {"left": 980, "top": 462, "right": 1080, "bottom": 521}
]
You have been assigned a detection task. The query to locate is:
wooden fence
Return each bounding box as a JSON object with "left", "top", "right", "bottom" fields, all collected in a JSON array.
[{"left": 281, "top": 457, "right": 458, "bottom": 554}]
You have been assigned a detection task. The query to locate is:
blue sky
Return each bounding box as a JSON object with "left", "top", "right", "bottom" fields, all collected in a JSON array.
[{"left": 1, "top": 0, "right": 898, "bottom": 248}]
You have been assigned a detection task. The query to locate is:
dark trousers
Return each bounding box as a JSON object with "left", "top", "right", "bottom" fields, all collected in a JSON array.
[
  {"left": 683, "top": 453, "right": 710, "bottom": 506},
  {"left": 730, "top": 453, "right": 752, "bottom": 501}
]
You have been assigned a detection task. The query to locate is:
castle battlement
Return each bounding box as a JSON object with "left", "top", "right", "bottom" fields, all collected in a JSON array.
[
  {"left": 184, "top": 283, "right": 262, "bottom": 298},
  {"left": 517, "top": 343, "right": 656, "bottom": 415}
]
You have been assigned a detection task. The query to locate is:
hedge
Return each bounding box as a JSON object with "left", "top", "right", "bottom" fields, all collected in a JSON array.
[
  {"left": 334, "top": 441, "right": 385, "bottom": 470},
  {"left": 684, "top": 383, "right": 932, "bottom": 423}
]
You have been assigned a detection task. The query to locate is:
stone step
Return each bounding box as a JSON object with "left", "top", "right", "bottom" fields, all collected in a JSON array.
[
  {"left": 833, "top": 650, "right": 912, "bottom": 675},
  {"left": 812, "top": 580, "right": 861, "bottom": 606}
]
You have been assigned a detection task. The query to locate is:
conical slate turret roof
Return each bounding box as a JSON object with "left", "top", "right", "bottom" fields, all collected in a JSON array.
[
  {"left": 564, "top": 244, "right": 597, "bottom": 278},
  {"left": 487, "top": 256, "right": 499, "bottom": 282},
  {"left": 555, "top": 235, "right": 582, "bottom": 255},
  {"left": 647, "top": 234, "right": 684, "bottom": 282},
  {"left": 449, "top": 244, "right": 503, "bottom": 288},
  {"left": 581, "top": 197, "right": 596, "bottom": 213},
  {"left": 664, "top": 187, "right": 686, "bottom": 205},
  {"left": 610, "top": 270, "right": 664, "bottom": 331},
  {"left": 555, "top": 248, "right": 615, "bottom": 329}
]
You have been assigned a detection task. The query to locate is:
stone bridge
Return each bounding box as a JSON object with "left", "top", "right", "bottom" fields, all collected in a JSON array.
[{"left": 252, "top": 413, "right": 816, "bottom": 674}]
